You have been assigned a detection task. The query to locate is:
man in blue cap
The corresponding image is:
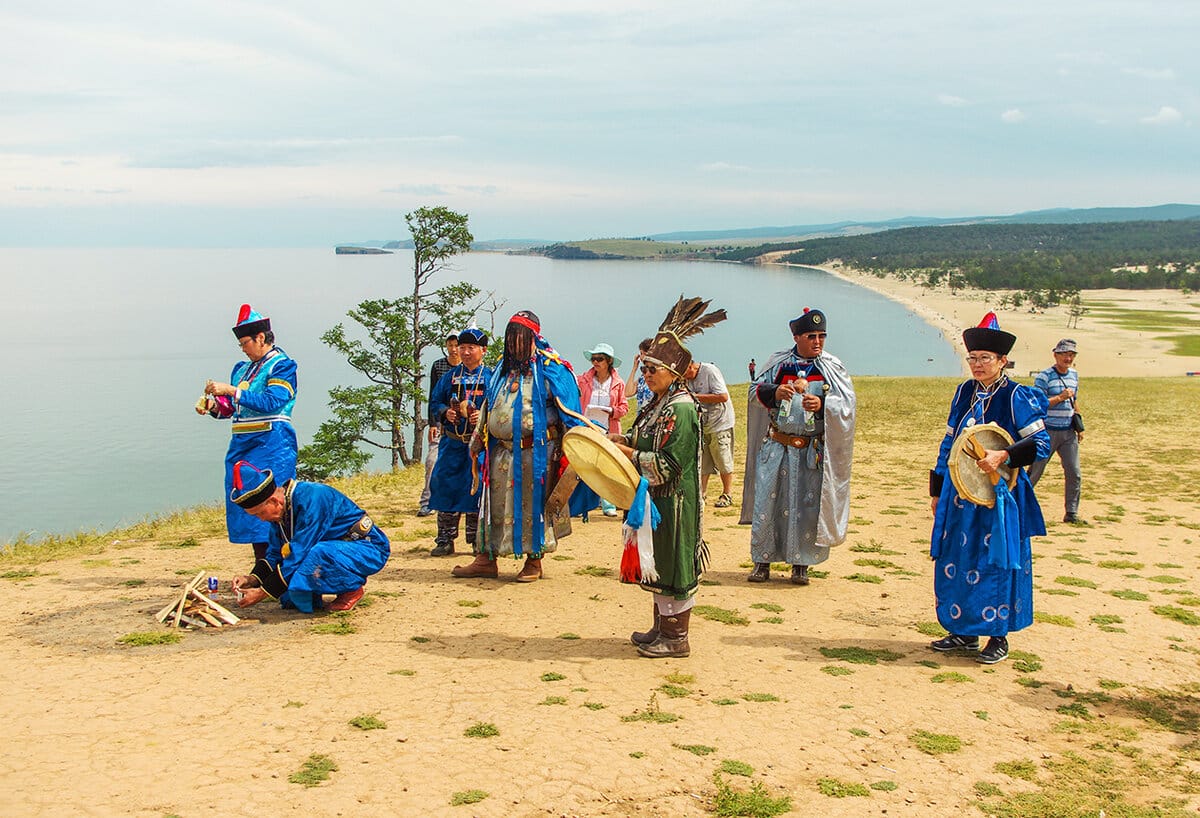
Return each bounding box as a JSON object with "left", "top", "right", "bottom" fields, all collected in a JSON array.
[
  {"left": 198, "top": 304, "right": 298, "bottom": 562},
  {"left": 229, "top": 461, "right": 389, "bottom": 612},
  {"left": 427, "top": 327, "right": 492, "bottom": 556}
]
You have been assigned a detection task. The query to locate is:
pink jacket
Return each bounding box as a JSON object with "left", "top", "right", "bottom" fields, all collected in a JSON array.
[{"left": 576, "top": 369, "right": 629, "bottom": 434}]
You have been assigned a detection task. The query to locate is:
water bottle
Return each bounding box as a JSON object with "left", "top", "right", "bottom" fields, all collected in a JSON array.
[{"left": 207, "top": 576, "right": 219, "bottom": 598}]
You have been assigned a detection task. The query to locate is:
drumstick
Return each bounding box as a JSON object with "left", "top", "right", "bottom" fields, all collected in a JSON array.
[
  {"left": 554, "top": 397, "right": 608, "bottom": 433},
  {"left": 967, "top": 437, "right": 1000, "bottom": 486}
]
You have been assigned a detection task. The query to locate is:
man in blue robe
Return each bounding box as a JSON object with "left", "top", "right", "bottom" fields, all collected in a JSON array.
[
  {"left": 198, "top": 304, "right": 298, "bottom": 562},
  {"left": 427, "top": 327, "right": 492, "bottom": 556},
  {"left": 928, "top": 315, "right": 1050, "bottom": 664},
  {"left": 229, "top": 462, "right": 389, "bottom": 613}
]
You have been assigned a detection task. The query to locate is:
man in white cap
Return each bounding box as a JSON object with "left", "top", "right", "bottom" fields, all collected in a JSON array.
[{"left": 1028, "top": 339, "right": 1085, "bottom": 523}]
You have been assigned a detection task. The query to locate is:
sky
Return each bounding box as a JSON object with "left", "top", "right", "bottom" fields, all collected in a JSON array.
[{"left": 1, "top": 0, "right": 1197, "bottom": 246}]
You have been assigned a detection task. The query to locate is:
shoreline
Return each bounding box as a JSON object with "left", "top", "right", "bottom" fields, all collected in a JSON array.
[{"left": 803, "top": 261, "right": 1200, "bottom": 379}]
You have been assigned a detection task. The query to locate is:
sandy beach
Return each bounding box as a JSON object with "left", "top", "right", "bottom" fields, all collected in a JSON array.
[
  {"left": 2, "top": 374, "right": 1200, "bottom": 817},
  {"left": 810, "top": 261, "right": 1200, "bottom": 379}
]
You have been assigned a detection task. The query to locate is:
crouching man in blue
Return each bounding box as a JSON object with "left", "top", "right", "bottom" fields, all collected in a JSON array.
[
  {"left": 229, "top": 461, "right": 390, "bottom": 613},
  {"left": 928, "top": 314, "right": 1049, "bottom": 664}
]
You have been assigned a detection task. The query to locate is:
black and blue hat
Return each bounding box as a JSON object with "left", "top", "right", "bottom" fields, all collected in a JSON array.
[
  {"left": 789, "top": 308, "right": 826, "bottom": 336},
  {"left": 232, "top": 303, "right": 271, "bottom": 339},
  {"left": 230, "top": 460, "right": 276, "bottom": 509},
  {"left": 458, "top": 326, "right": 489, "bottom": 347},
  {"left": 963, "top": 312, "right": 1016, "bottom": 356}
]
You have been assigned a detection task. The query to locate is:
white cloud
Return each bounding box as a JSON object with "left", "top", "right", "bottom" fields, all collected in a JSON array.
[
  {"left": 1140, "top": 106, "right": 1182, "bottom": 125},
  {"left": 1001, "top": 109, "right": 1027, "bottom": 124},
  {"left": 937, "top": 94, "right": 968, "bottom": 107},
  {"left": 1123, "top": 66, "right": 1176, "bottom": 81},
  {"left": 699, "top": 161, "right": 752, "bottom": 173}
]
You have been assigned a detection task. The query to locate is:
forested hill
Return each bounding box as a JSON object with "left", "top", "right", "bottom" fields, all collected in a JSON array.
[{"left": 717, "top": 219, "right": 1200, "bottom": 291}]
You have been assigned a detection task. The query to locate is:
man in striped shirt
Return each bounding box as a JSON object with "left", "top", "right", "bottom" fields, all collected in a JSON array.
[{"left": 1028, "top": 339, "right": 1084, "bottom": 523}]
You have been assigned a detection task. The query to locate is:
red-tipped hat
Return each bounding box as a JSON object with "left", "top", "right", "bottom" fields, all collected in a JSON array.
[
  {"left": 232, "top": 304, "right": 272, "bottom": 339},
  {"left": 230, "top": 460, "right": 277, "bottom": 508},
  {"left": 963, "top": 312, "right": 1016, "bottom": 355}
]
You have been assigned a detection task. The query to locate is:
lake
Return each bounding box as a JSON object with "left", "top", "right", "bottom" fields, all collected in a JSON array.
[{"left": 0, "top": 248, "right": 957, "bottom": 542}]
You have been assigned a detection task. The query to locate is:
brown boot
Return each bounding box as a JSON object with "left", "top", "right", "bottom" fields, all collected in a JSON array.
[
  {"left": 515, "top": 557, "right": 543, "bottom": 582},
  {"left": 630, "top": 604, "right": 661, "bottom": 646},
  {"left": 747, "top": 562, "right": 770, "bottom": 583},
  {"left": 451, "top": 552, "right": 498, "bottom": 578},
  {"left": 637, "top": 609, "right": 691, "bottom": 658},
  {"left": 791, "top": 565, "right": 809, "bottom": 585}
]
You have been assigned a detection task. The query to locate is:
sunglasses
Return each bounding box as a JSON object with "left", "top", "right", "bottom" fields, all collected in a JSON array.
[
  {"left": 639, "top": 364, "right": 660, "bottom": 375},
  {"left": 591, "top": 356, "right": 608, "bottom": 363}
]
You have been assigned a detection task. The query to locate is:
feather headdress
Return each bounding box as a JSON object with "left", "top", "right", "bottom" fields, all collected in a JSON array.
[{"left": 645, "top": 294, "right": 727, "bottom": 377}]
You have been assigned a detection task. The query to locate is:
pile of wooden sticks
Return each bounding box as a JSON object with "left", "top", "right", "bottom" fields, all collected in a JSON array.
[{"left": 154, "top": 570, "right": 241, "bottom": 629}]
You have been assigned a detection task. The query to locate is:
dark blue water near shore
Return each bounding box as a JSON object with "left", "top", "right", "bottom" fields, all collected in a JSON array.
[{"left": 0, "top": 248, "right": 957, "bottom": 541}]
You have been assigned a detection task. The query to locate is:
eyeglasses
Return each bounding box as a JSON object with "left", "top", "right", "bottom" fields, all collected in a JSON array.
[
  {"left": 640, "top": 364, "right": 659, "bottom": 375},
  {"left": 965, "top": 354, "right": 999, "bottom": 365},
  {"left": 802, "top": 332, "right": 827, "bottom": 340},
  {"left": 591, "top": 356, "right": 607, "bottom": 363}
]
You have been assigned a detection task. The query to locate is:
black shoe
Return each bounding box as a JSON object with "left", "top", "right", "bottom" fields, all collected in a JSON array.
[
  {"left": 747, "top": 563, "right": 770, "bottom": 583},
  {"left": 929, "top": 633, "right": 979, "bottom": 652},
  {"left": 417, "top": 506, "right": 433, "bottom": 517},
  {"left": 977, "top": 636, "right": 1009, "bottom": 664},
  {"left": 429, "top": 542, "right": 455, "bottom": 557},
  {"left": 1063, "top": 513, "right": 1087, "bottom": 524},
  {"left": 790, "top": 565, "right": 809, "bottom": 586}
]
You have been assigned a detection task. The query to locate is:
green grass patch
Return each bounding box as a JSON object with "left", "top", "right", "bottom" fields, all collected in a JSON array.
[
  {"left": 118, "top": 631, "right": 181, "bottom": 647},
  {"left": 574, "top": 564, "right": 612, "bottom": 577},
  {"left": 582, "top": 702, "right": 606, "bottom": 710},
  {"left": 1121, "top": 689, "right": 1200, "bottom": 733},
  {"left": 1147, "top": 574, "right": 1186, "bottom": 584},
  {"left": 849, "top": 727, "right": 870, "bottom": 737},
  {"left": 288, "top": 754, "right": 337, "bottom": 788},
  {"left": 916, "top": 659, "right": 941, "bottom": 669},
  {"left": 1153, "top": 605, "right": 1200, "bottom": 625},
  {"left": 1011, "top": 651, "right": 1043, "bottom": 673},
  {"left": 742, "top": 692, "right": 780, "bottom": 702},
  {"left": 870, "top": 780, "right": 898, "bottom": 791},
  {"left": 464, "top": 612, "right": 487, "bottom": 619},
  {"left": 821, "top": 665, "right": 854, "bottom": 676},
  {"left": 931, "top": 671, "right": 973, "bottom": 684},
  {"left": 283, "top": 700, "right": 304, "bottom": 708},
  {"left": 750, "top": 602, "right": 783, "bottom": 613},
  {"left": 1043, "top": 588, "right": 1079, "bottom": 597},
  {"left": 694, "top": 605, "right": 750, "bottom": 626},
  {"left": 1097, "top": 560, "right": 1144, "bottom": 570},
  {"left": 994, "top": 759, "right": 1039, "bottom": 781},
  {"left": 541, "top": 672, "right": 566, "bottom": 682},
  {"left": 713, "top": 699, "right": 738, "bottom": 706},
  {"left": 817, "top": 777, "right": 870, "bottom": 797},
  {"left": 853, "top": 558, "right": 900, "bottom": 569},
  {"left": 1, "top": 569, "right": 39, "bottom": 580},
  {"left": 819, "top": 646, "right": 904, "bottom": 665},
  {"left": 659, "top": 683, "right": 692, "bottom": 698},
  {"left": 1055, "top": 576, "right": 1097, "bottom": 589},
  {"left": 1173, "top": 595, "right": 1200, "bottom": 607},
  {"left": 1108, "top": 589, "right": 1150, "bottom": 601},
  {"left": 539, "top": 696, "right": 567, "bottom": 706},
  {"left": 456, "top": 599, "right": 482, "bottom": 607},
  {"left": 312, "top": 613, "right": 356, "bottom": 635},
  {"left": 121, "top": 578, "right": 146, "bottom": 587},
  {"left": 720, "top": 759, "right": 754, "bottom": 777},
  {"left": 664, "top": 671, "right": 694, "bottom": 684},
  {"left": 1034, "top": 612, "right": 1076, "bottom": 627},
  {"left": 673, "top": 743, "right": 716, "bottom": 756},
  {"left": 463, "top": 722, "right": 499, "bottom": 738},
  {"left": 450, "top": 789, "right": 489, "bottom": 806},
  {"left": 844, "top": 572, "right": 883, "bottom": 583},
  {"left": 388, "top": 669, "right": 416, "bottom": 676},
  {"left": 348, "top": 714, "right": 386, "bottom": 730},
  {"left": 557, "top": 632, "right": 581, "bottom": 640},
  {"left": 621, "top": 694, "right": 680, "bottom": 724},
  {"left": 910, "top": 730, "right": 962, "bottom": 755},
  {"left": 1098, "top": 679, "right": 1126, "bottom": 690},
  {"left": 1055, "top": 553, "right": 1092, "bottom": 564},
  {"left": 914, "top": 621, "right": 947, "bottom": 637},
  {"left": 712, "top": 773, "right": 792, "bottom": 817},
  {"left": 975, "top": 710, "right": 990, "bottom": 720},
  {"left": 1090, "top": 614, "right": 1124, "bottom": 625},
  {"left": 1057, "top": 702, "right": 1093, "bottom": 720}
]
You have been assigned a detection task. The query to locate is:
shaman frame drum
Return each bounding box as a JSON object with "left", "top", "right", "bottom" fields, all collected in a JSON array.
[
  {"left": 561, "top": 426, "right": 640, "bottom": 510},
  {"left": 948, "top": 422, "right": 1018, "bottom": 508}
]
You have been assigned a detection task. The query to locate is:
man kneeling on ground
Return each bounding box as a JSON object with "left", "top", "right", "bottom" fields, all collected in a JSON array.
[{"left": 230, "top": 461, "right": 390, "bottom": 612}]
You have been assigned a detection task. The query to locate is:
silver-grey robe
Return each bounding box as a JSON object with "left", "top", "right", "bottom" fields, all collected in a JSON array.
[{"left": 739, "top": 349, "right": 855, "bottom": 565}]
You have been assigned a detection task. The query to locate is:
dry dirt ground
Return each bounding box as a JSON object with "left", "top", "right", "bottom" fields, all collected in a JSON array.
[{"left": 2, "top": 378, "right": 1199, "bottom": 818}]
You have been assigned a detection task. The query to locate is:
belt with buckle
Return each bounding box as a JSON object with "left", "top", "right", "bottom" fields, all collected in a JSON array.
[{"left": 768, "top": 428, "right": 818, "bottom": 449}]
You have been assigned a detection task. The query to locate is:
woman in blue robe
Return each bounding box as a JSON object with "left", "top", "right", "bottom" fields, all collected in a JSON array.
[
  {"left": 199, "top": 304, "right": 298, "bottom": 561},
  {"left": 928, "top": 315, "right": 1050, "bottom": 664}
]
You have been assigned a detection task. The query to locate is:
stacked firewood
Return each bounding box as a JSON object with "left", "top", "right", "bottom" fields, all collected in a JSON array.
[{"left": 154, "top": 570, "right": 241, "bottom": 629}]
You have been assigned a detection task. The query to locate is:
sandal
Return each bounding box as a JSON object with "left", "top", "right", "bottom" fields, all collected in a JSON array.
[{"left": 714, "top": 493, "right": 733, "bottom": 508}]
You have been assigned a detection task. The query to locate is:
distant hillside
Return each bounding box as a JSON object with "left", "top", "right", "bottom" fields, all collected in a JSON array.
[
  {"left": 720, "top": 220, "right": 1200, "bottom": 291},
  {"left": 648, "top": 204, "right": 1200, "bottom": 243}
]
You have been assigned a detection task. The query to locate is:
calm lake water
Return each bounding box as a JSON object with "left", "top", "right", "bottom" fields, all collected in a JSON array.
[{"left": 0, "top": 248, "right": 957, "bottom": 542}]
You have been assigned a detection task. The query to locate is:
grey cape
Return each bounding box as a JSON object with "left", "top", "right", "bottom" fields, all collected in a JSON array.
[{"left": 738, "top": 348, "right": 856, "bottom": 549}]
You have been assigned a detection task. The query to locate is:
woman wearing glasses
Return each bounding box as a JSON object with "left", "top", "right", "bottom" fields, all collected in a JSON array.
[
  {"left": 572, "top": 342, "right": 630, "bottom": 518},
  {"left": 608, "top": 297, "right": 726, "bottom": 658},
  {"left": 928, "top": 313, "right": 1050, "bottom": 664}
]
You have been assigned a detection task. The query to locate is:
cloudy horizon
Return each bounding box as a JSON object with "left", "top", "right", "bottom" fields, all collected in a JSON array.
[{"left": 1, "top": 1, "right": 1196, "bottom": 246}]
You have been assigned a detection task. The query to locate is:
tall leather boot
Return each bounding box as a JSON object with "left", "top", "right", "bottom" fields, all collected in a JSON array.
[
  {"left": 637, "top": 609, "right": 691, "bottom": 658},
  {"left": 630, "top": 604, "right": 661, "bottom": 646},
  {"left": 515, "top": 557, "right": 543, "bottom": 582},
  {"left": 451, "top": 552, "right": 498, "bottom": 578}
]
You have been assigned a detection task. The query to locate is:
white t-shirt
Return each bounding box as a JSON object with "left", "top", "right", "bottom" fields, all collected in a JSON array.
[
  {"left": 687, "top": 362, "right": 735, "bottom": 433},
  {"left": 586, "top": 374, "right": 613, "bottom": 425}
]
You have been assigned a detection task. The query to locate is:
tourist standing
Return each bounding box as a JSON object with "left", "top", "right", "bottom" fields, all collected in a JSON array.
[
  {"left": 572, "top": 342, "right": 629, "bottom": 518},
  {"left": 685, "top": 360, "right": 736, "bottom": 507},
  {"left": 1027, "top": 339, "right": 1085, "bottom": 524}
]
